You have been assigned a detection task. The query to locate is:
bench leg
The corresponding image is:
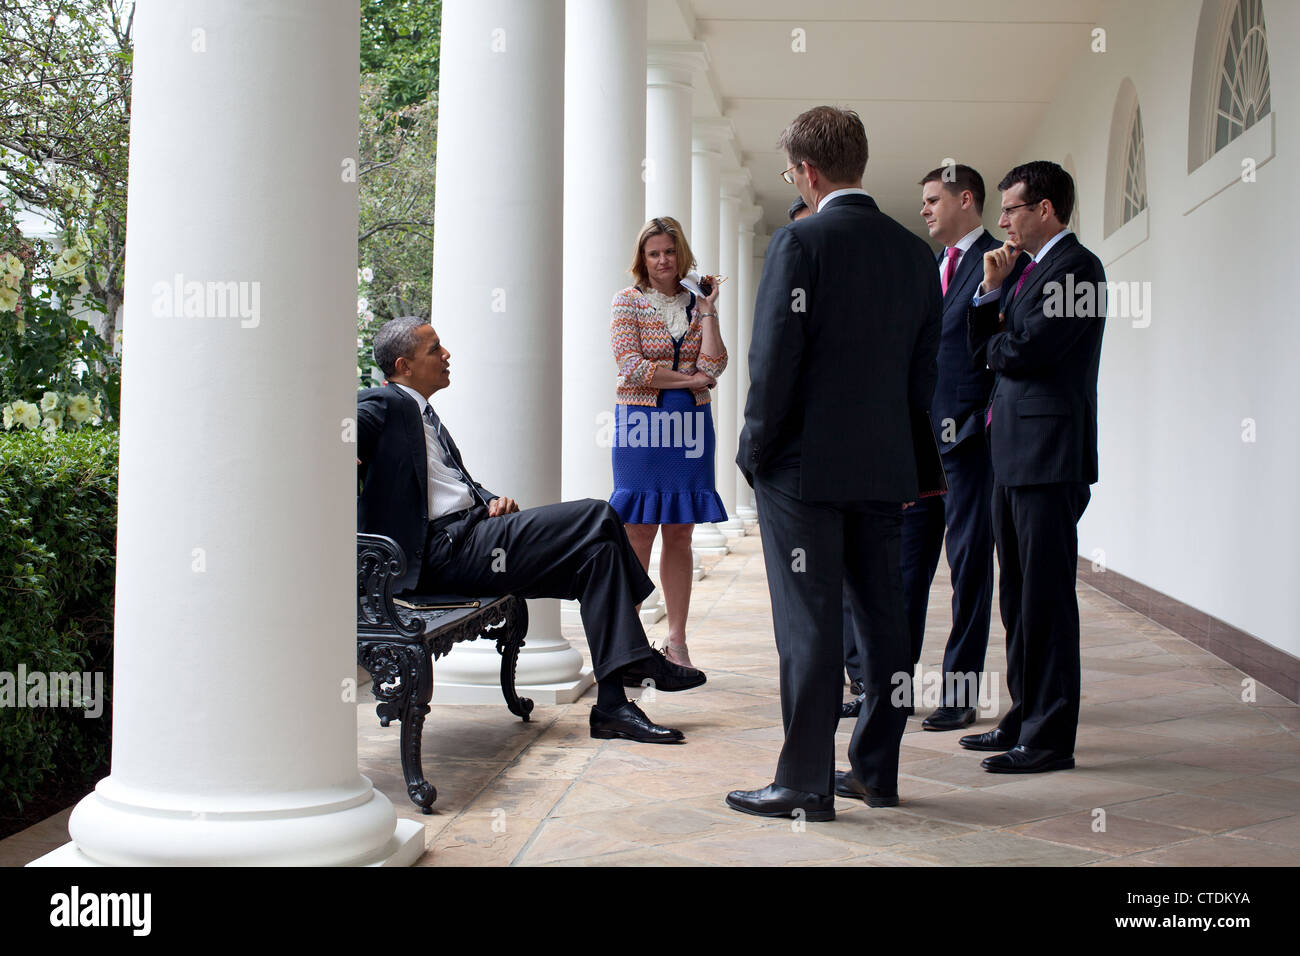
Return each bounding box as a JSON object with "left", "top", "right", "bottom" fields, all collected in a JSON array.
[
  {"left": 358, "top": 641, "right": 438, "bottom": 813},
  {"left": 495, "top": 597, "right": 534, "bottom": 721}
]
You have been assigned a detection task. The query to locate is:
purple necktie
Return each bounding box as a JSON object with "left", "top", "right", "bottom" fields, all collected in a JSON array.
[
  {"left": 986, "top": 259, "right": 1039, "bottom": 429},
  {"left": 1012, "top": 258, "right": 1038, "bottom": 300}
]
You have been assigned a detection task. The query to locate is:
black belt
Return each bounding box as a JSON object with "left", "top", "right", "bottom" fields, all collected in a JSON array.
[{"left": 429, "top": 506, "right": 481, "bottom": 534}]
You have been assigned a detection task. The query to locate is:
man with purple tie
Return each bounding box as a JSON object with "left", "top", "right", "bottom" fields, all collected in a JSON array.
[{"left": 962, "top": 161, "right": 1105, "bottom": 773}]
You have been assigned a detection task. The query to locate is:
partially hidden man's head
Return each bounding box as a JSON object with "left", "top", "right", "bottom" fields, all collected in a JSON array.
[
  {"left": 777, "top": 106, "right": 868, "bottom": 207},
  {"left": 919, "top": 164, "right": 985, "bottom": 245},
  {"left": 373, "top": 316, "right": 450, "bottom": 398},
  {"left": 996, "top": 161, "right": 1075, "bottom": 253},
  {"left": 630, "top": 216, "right": 696, "bottom": 290},
  {"left": 788, "top": 197, "right": 811, "bottom": 221}
]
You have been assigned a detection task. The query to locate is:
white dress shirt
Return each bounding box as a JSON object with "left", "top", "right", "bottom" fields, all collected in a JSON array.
[
  {"left": 940, "top": 225, "right": 986, "bottom": 288},
  {"left": 392, "top": 383, "right": 476, "bottom": 520},
  {"left": 815, "top": 187, "right": 871, "bottom": 212}
]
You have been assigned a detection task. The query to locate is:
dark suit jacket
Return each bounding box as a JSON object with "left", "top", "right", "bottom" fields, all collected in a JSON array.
[
  {"left": 967, "top": 231, "right": 1105, "bottom": 487},
  {"left": 738, "top": 193, "right": 941, "bottom": 502},
  {"left": 357, "top": 384, "right": 497, "bottom": 591},
  {"left": 932, "top": 229, "right": 999, "bottom": 454}
]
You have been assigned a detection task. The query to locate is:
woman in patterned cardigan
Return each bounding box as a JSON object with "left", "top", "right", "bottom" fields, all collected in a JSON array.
[{"left": 609, "top": 216, "right": 728, "bottom": 669}]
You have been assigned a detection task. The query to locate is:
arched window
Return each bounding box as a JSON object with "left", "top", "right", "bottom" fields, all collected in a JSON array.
[
  {"left": 1122, "top": 107, "right": 1148, "bottom": 225},
  {"left": 1213, "top": 0, "right": 1271, "bottom": 153},
  {"left": 1103, "top": 79, "right": 1147, "bottom": 238},
  {"left": 1189, "top": 0, "right": 1273, "bottom": 172}
]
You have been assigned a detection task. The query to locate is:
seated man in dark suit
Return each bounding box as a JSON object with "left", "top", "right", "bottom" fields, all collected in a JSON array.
[
  {"left": 962, "top": 161, "right": 1105, "bottom": 773},
  {"left": 357, "top": 317, "right": 705, "bottom": 744}
]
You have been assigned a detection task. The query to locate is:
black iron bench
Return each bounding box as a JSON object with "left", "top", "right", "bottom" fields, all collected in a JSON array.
[{"left": 356, "top": 532, "right": 533, "bottom": 813}]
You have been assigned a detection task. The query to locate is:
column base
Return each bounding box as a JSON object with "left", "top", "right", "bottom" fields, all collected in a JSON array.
[
  {"left": 718, "top": 517, "right": 746, "bottom": 538},
  {"left": 30, "top": 818, "right": 426, "bottom": 867},
  {"left": 29, "top": 780, "right": 424, "bottom": 867}
]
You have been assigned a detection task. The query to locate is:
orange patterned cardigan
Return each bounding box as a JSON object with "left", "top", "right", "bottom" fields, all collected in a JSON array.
[{"left": 610, "top": 286, "right": 728, "bottom": 407}]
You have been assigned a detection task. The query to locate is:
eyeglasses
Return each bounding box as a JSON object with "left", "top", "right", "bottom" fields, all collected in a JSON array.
[
  {"left": 780, "top": 162, "right": 804, "bottom": 185},
  {"left": 999, "top": 200, "right": 1041, "bottom": 217}
]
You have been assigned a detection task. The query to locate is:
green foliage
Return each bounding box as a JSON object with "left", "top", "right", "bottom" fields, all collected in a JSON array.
[
  {"left": 360, "top": 0, "right": 442, "bottom": 114},
  {"left": 0, "top": 428, "right": 117, "bottom": 812},
  {"left": 0, "top": 0, "right": 134, "bottom": 346},
  {"left": 0, "top": 238, "right": 120, "bottom": 423}
]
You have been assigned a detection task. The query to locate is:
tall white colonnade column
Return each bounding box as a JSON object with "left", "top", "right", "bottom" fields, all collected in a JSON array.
[
  {"left": 561, "top": 0, "right": 656, "bottom": 628},
  {"left": 715, "top": 171, "right": 747, "bottom": 537},
  {"left": 426, "top": 0, "right": 591, "bottom": 704},
  {"left": 644, "top": 43, "right": 706, "bottom": 232},
  {"left": 689, "top": 117, "right": 732, "bottom": 556},
  {"left": 734, "top": 205, "right": 764, "bottom": 523},
  {"left": 33, "top": 0, "right": 422, "bottom": 866}
]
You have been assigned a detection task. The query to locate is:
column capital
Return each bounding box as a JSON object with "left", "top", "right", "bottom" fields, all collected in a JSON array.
[
  {"left": 692, "top": 116, "right": 734, "bottom": 153},
  {"left": 721, "top": 168, "right": 751, "bottom": 199},
  {"left": 647, "top": 41, "right": 709, "bottom": 87}
]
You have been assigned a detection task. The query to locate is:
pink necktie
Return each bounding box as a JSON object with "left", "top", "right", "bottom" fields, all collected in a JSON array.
[
  {"left": 1012, "top": 258, "right": 1038, "bottom": 299},
  {"left": 986, "top": 258, "right": 1039, "bottom": 429},
  {"left": 941, "top": 247, "right": 960, "bottom": 295}
]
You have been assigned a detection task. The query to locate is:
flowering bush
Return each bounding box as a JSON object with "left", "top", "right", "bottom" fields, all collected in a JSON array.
[{"left": 0, "top": 231, "right": 118, "bottom": 426}]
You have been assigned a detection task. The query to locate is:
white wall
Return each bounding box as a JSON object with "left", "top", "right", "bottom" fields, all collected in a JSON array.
[{"left": 1017, "top": 0, "right": 1300, "bottom": 655}]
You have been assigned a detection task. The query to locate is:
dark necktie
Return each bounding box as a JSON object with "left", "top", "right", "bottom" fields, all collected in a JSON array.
[{"left": 423, "top": 404, "right": 486, "bottom": 507}]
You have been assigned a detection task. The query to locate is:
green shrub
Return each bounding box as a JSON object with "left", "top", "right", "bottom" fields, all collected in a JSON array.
[{"left": 0, "top": 428, "right": 117, "bottom": 813}]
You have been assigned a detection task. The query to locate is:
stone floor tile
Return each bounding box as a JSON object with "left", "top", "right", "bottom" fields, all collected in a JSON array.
[
  {"left": 1112, "top": 793, "right": 1292, "bottom": 833},
  {"left": 1009, "top": 810, "right": 1202, "bottom": 855}
]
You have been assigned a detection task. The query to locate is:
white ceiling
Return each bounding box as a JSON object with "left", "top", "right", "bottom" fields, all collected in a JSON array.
[{"left": 649, "top": 0, "right": 1103, "bottom": 240}]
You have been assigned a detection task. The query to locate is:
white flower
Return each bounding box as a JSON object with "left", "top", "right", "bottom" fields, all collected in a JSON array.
[
  {"left": 66, "top": 394, "right": 92, "bottom": 424},
  {"left": 40, "top": 391, "right": 60, "bottom": 412},
  {"left": 357, "top": 297, "right": 369, "bottom": 314},
  {"left": 1, "top": 252, "right": 22, "bottom": 277},
  {"left": 73, "top": 230, "right": 91, "bottom": 254},
  {"left": 1, "top": 271, "right": 17, "bottom": 290},
  {"left": 364, "top": 310, "right": 374, "bottom": 323},
  {"left": 90, "top": 395, "right": 103, "bottom": 418},
  {"left": 1, "top": 404, "right": 13, "bottom": 430},
  {"left": 0, "top": 286, "right": 17, "bottom": 313},
  {"left": 11, "top": 400, "right": 40, "bottom": 430},
  {"left": 362, "top": 267, "right": 374, "bottom": 282},
  {"left": 15, "top": 318, "right": 25, "bottom": 335},
  {"left": 357, "top": 268, "right": 363, "bottom": 285},
  {"left": 42, "top": 409, "right": 64, "bottom": 431},
  {"left": 53, "top": 248, "right": 87, "bottom": 281}
]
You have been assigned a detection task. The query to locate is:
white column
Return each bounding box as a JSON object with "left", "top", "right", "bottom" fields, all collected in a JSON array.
[
  {"left": 690, "top": 118, "right": 731, "bottom": 556},
  {"left": 425, "top": 0, "right": 589, "bottom": 704},
  {"left": 715, "top": 172, "right": 747, "bottom": 537},
  {"left": 32, "top": 0, "right": 422, "bottom": 867},
  {"left": 645, "top": 44, "right": 707, "bottom": 229},
  {"left": 735, "top": 205, "right": 764, "bottom": 522},
  {"left": 561, "top": 0, "right": 655, "bottom": 630}
]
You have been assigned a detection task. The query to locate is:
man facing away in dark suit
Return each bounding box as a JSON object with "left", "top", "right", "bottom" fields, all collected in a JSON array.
[
  {"left": 727, "top": 106, "right": 941, "bottom": 821},
  {"left": 357, "top": 317, "right": 705, "bottom": 745},
  {"left": 961, "top": 161, "right": 1105, "bottom": 773},
  {"left": 888, "top": 164, "right": 1000, "bottom": 732}
]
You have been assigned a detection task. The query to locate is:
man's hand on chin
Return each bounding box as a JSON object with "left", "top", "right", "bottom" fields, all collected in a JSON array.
[{"left": 487, "top": 497, "right": 519, "bottom": 518}]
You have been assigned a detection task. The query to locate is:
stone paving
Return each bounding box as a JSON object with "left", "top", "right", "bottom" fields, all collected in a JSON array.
[{"left": 4, "top": 526, "right": 1298, "bottom": 866}]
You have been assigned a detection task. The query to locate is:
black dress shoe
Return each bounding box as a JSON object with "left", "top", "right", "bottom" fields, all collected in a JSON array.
[
  {"left": 959, "top": 727, "right": 1017, "bottom": 752},
  {"left": 839, "top": 691, "right": 865, "bottom": 719},
  {"left": 922, "top": 706, "right": 977, "bottom": 732},
  {"left": 848, "top": 678, "right": 865, "bottom": 697},
  {"left": 725, "top": 784, "right": 835, "bottom": 822},
  {"left": 590, "top": 701, "right": 684, "bottom": 744},
  {"left": 620, "top": 647, "right": 707, "bottom": 691},
  {"left": 833, "top": 771, "right": 899, "bottom": 807},
  {"left": 981, "top": 746, "right": 1074, "bottom": 774}
]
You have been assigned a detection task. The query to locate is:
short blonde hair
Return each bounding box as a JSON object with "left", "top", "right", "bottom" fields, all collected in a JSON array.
[{"left": 629, "top": 216, "right": 696, "bottom": 289}]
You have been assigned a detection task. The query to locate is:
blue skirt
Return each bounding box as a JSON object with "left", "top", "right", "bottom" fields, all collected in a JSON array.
[{"left": 609, "top": 389, "right": 727, "bottom": 525}]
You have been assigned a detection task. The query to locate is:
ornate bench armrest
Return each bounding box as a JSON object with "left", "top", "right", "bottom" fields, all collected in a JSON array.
[{"left": 357, "top": 533, "right": 425, "bottom": 638}]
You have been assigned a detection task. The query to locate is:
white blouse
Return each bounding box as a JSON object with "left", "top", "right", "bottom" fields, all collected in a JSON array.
[{"left": 642, "top": 287, "right": 692, "bottom": 340}]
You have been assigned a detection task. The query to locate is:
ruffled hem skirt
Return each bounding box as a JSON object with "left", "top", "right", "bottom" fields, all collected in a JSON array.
[{"left": 609, "top": 390, "right": 728, "bottom": 525}]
